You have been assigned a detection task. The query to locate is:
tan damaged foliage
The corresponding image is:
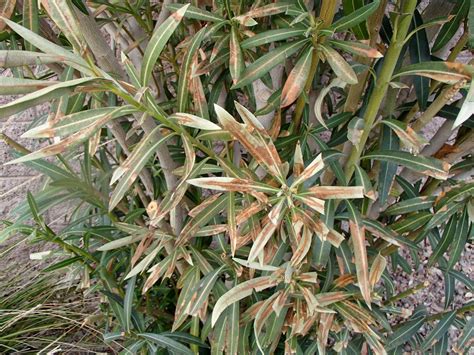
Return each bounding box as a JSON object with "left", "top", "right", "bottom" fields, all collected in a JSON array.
[{"left": 0, "top": 0, "right": 473, "bottom": 354}]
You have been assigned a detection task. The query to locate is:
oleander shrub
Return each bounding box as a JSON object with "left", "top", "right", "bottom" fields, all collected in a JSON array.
[{"left": 1, "top": 0, "right": 473, "bottom": 353}]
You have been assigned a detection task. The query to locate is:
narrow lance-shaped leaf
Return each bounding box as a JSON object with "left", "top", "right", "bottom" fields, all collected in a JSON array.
[
  {"left": 232, "top": 39, "right": 308, "bottom": 89},
  {"left": 241, "top": 28, "right": 306, "bottom": 49},
  {"left": 409, "top": 10, "right": 430, "bottom": 110},
  {"left": 329, "top": 0, "right": 380, "bottom": 33},
  {"left": 177, "top": 26, "right": 206, "bottom": 112},
  {"left": 428, "top": 215, "right": 457, "bottom": 267},
  {"left": 380, "top": 119, "right": 428, "bottom": 154},
  {"left": 214, "top": 104, "right": 284, "bottom": 179},
  {"left": 363, "top": 150, "right": 451, "bottom": 180},
  {"left": 229, "top": 26, "right": 244, "bottom": 84},
  {"left": 211, "top": 276, "right": 280, "bottom": 326},
  {"left": 248, "top": 199, "right": 286, "bottom": 262},
  {"left": 447, "top": 209, "right": 470, "bottom": 270},
  {"left": 22, "top": 0, "right": 39, "bottom": 52},
  {"left": 109, "top": 128, "right": 175, "bottom": 211},
  {"left": 385, "top": 196, "right": 435, "bottom": 216},
  {"left": 346, "top": 201, "right": 371, "bottom": 307},
  {"left": 141, "top": 4, "right": 189, "bottom": 85},
  {"left": 386, "top": 310, "right": 426, "bottom": 350},
  {"left": 23, "top": 106, "right": 137, "bottom": 138},
  {"left": 369, "top": 254, "right": 386, "bottom": 290},
  {"left": 171, "top": 113, "right": 222, "bottom": 131},
  {"left": 327, "top": 39, "right": 383, "bottom": 58},
  {"left": 41, "top": 0, "right": 86, "bottom": 52},
  {"left": 377, "top": 124, "right": 399, "bottom": 206},
  {"left": 421, "top": 310, "right": 457, "bottom": 350},
  {"left": 0, "top": 50, "right": 68, "bottom": 68},
  {"left": 291, "top": 153, "right": 324, "bottom": 187},
  {"left": 313, "top": 78, "right": 347, "bottom": 127},
  {"left": 187, "top": 177, "right": 277, "bottom": 194},
  {"left": 0, "top": 77, "right": 58, "bottom": 95},
  {"left": 166, "top": 3, "right": 224, "bottom": 22},
  {"left": 453, "top": 80, "right": 474, "bottom": 128},
  {"left": 320, "top": 45, "right": 358, "bottom": 84},
  {"left": 1, "top": 17, "right": 92, "bottom": 74},
  {"left": 234, "top": 3, "right": 294, "bottom": 26},
  {"left": 281, "top": 46, "right": 313, "bottom": 108},
  {"left": 124, "top": 276, "right": 136, "bottom": 333},
  {"left": 392, "top": 61, "right": 471, "bottom": 84},
  {"left": 342, "top": 0, "right": 369, "bottom": 39},
  {"left": 308, "top": 186, "right": 364, "bottom": 199},
  {"left": 176, "top": 194, "right": 229, "bottom": 246},
  {"left": 454, "top": 317, "right": 474, "bottom": 353},
  {"left": 354, "top": 165, "right": 377, "bottom": 200},
  {"left": 186, "top": 265, "right": 226, "bottom": 316},
  {"left": 0, "top": 77, "right": 101, "bottom": 119},
  {"left": 7, "top": 105, "right": 125, "bottom": 165},
  {"left": 138, "top": 333, "right": 193, "bottom": 355},
  {"left": 432, "top": 0, "right": 469, "bottom": 52}
]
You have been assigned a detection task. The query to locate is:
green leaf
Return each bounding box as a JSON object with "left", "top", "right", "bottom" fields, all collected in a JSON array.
[
  {"left": 328, "top": 39, "right": 383, "bottom": 58},
  {"left": 241, "top": 28, "right": 306, "bottom": 49},
  {"left": 177, "top": 26, "right": 206, "bottom": 112},
  {"left": 392, "top": 61, "right": 471, "bottom": 84},
  {"left": 421, "top": 310, "right": 456, "bottom": 350},
  {"left": 167, "top": 3, "right": 224, "bottom": 22},
  {"left": 454, "top": 80, "right": 474, "bottom": 128},
  {"left": 0, "top": 50, "right": 67, "bottom": 67},
  {"left": 141, "top": 4, "right": 189, "bottom": 85},
  {"left": 346, "top": 201, "right": 371, "bottom": 306},
  {"left": 329, "top": 0, "right": 380, "bottom": 34},
  {"left": 408, "top": 10, "right": 430, "bottom": 110},
  {"left": 0, "top": 77, "right": 101, "bottom": 119},
  {"left": 387, "top": 313, "right": 426, "bottom": 349},
  {"left": 362, "top": 150, "right": 451, "bottom": 180},
  {"left": 0, "top": 77, "right": 58, "bottom": 95},
  {"left": 124, "top": 276, "right": 137, "bottom": 333},
  {"left": 229, "top": 26, "right": 244, "bottom": 85},
  {"left": 23, "top": 106, "right": 136, "bottom": 138},
  {"left": 455, "top": 317, "right": 474, "bottom": 352},
  {"left": 427, "top": 215, "right": 457, "bottom": 267},
  {"left": 109, "top": 128, "right": 175, "bottom": 211},
  {"left": 281, "top": 46, "right": 313, "bottom": 107},
  {"left": 22, "top": 0, "right": 39, "bottom": 52},
  {"left": 232, "top": 39, "right": 308, "bottom": 89},
  {"left": 176, "top": 194, "right": 229, "bottom": 246},
  {"left": 432, "top": 0, "right": 469, "bottom": 52},
  {"left": 385, "top": 196, "right": 435, "bottom": 216},
  {"left": 186, "top": 265, "right": 226, "bottom": 316},
  {"left": 341, "top": 0, "right": 370, "bottom": 39},
  {"left": 211, "top": 276, "right": 279, "bottom": 326},
  {"left": 320, "top": 45, "right": 358, "bottom": 84},
  {"left": 380, "top": 118, "right": 428, "bottom": 154},
  {"left": 377, "top": 125, "right": 399, "bottom": 206},
  {"left": 139, "top": 333, "right": 193, "bottom": 354},
  {"left": 354, "top": 165, "right": 376, "bottom": 200},
  {"left": 447, "top": 209, "right": 470, "bottom": 270},
  {"left": 1, "top": 17, "right": 92, "bottom": 74}
]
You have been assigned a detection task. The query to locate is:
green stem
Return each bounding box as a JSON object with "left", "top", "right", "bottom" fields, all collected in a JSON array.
[
  {"left": 293, "top": 0, "right": 337, "bottom": 133},
  {"left": 190, "top": 316, "right": 200, "bottom": 354},
  {"left": 343, "top": 0, "right": 418, "bottom": 182},
  {"left": 386, "top": 281, "right": 429, "bottom": 304}
]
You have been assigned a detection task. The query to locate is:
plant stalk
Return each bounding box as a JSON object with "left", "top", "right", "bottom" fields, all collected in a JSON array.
[
  {"left": 293, "top": 0, "right": 338, "bottom": 132},
  {"left": 344, "top": 0, "right": 418, "bottom": 182}
]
